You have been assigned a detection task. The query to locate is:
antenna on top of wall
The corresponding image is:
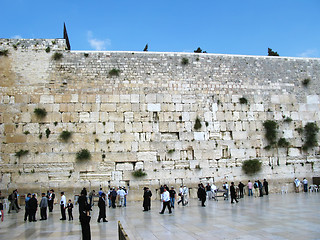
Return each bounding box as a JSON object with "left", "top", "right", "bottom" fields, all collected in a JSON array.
[{"left": 63, "top": 22, "right": 71, "bottom": 50}]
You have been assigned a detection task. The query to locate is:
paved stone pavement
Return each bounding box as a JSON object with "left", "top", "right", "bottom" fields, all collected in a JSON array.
[{"left": 0, "top": 193, "right": 319, "bottom": 240}]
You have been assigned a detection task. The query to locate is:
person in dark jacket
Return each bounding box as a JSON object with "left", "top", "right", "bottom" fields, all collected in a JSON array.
[
  {"left": 67, "top": 199, "right": 73, "bottom": 221},
  {"left": 258, "top": 180, "right": 263, "bottom": 197},
  {"left": 97, "top": 193, "right": 108, "bottom": 223},
  {"left": 110, "top": 188, "right": 117, "bottom": 208},
  {"left": 39, "top": 192, "right": 48, "bottom": 220},
  {"left": 79, "top": 189, "right": 91, "bottom": 240},
  {"left": 238, "top": 182, "right": 245, "bottom": 198},
  {"left": 230, "top": 182, "right": 239, "bottom": 204},
  {"left": 198, "top": 183, "right": 206, "bottom": 207},
  {"left": 47, "top": 189, "right": 55, "bottom": 212},
  {"left": 263, "top": 179, "right": 269, "bottom": 195},
  {"left": 28, "top": 194, "right": 38, "bottom": 222},
  {"left": 24, "top": 193, "right": 31, "bottom": 221},
  {"left": 143, "top": 187, "right": 152, "bottom": 211}
]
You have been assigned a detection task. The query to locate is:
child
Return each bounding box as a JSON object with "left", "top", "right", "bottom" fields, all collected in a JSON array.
[{"left": 67, "top": 199, "right": 73, "bottom": 221}]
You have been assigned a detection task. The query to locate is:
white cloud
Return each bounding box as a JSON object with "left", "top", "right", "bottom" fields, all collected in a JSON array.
[
  {"left": 12, "top": 35, "right": 22, "bottom": 39},
  {"left": 87, "top": 31, "right": 111, "bottom": 51},
  {"left": 297, "top": 49, "right": 319, "bottom": 58}
]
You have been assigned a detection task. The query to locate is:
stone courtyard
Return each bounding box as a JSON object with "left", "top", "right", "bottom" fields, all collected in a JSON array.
[{"left": 0, "top": 192, "right": 319, "bottom": 239}]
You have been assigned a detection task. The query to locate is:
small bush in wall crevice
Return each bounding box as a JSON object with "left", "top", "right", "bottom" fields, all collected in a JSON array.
[
  {"left": 263, "top": 120, "right": 278, "bottom": 148},
  {"left": 132, "top": 169, "right": 147, "bottom": 178},
  {"left": 302, "top": 122, "right": 319, "bottom": 151},
  {"left": 194, "top": 116, "right": 202, "bottom": 130},
  {"left": 242, "top": 159, "right": 262, "bottom": 175},
  {"left": 76, "top": 149, "right": 91, "bottom": 161},
  {"left": 34, "top": 108, "right": 47, "bottom": 119},
  {"left": 60, "top": 130, "right": 72, "bottom": 142},
  {"left": 15, "top": 150, "right": 29, "bottom": 158},
  {"left": 52, "top": 52, "right": 63, "bottom": 60},
  {"left": 239, "top": 97, "right": 248, "bottom": 104},
  {"left": 108, "top": 68, "right": 120, "bottom": 77}
]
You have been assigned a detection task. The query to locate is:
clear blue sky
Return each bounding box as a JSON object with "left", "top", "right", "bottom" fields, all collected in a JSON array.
[{"left": 1, "top": 0, "right": 319, "bottom": 57}]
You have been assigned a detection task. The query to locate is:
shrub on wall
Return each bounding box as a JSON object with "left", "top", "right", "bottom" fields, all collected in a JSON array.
[
  {"left": 303, "top": 122, "right": 319, "bottom": 150},
  {"left": 181, "top": 58, "right": 189, "bottom": 65},
  {"left": 263, "top": 120, "right": 278, "bottom": 148},
  {"left": 52, "top": 52, "right": 63, "bottom": 60},
  {"left": 239, "top": 97, "right": 248, "bottom": 104},
  {"left": 76, "top": 149, "right": 91, "bottom": 161},
  {"left": 108, "top": 68, "right": 120, "bottom": 77},
  {"left": 302, "top": 78, "right": 310, "bottom": 87},
  {"left": 15, "top": 150, "right": 29, "bottom": 158},
  {"left": 0, "top": 49, "right": 9, "bottom": 56},
  {"left": 242, "top": 159, "right": 262, "bottom": 175},
  {"left": 132, "top": 169, "right": 147, "bottom": 178},
  {"left": 194, "top": 116, "right": 202, "bottom": 130},
  {"left": 278, "top": 138, "right": 290, "bottom": 148},
  {"left": 34, "top": 108, "right": 47, "bottom": 119},
  {"left": 60, "top": 130, "right": 72, "bottom": 142}
]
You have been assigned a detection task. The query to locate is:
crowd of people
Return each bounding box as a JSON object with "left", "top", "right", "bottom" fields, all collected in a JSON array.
[{"left": 0, "top": 176, "right": 313, "bottom": 239}]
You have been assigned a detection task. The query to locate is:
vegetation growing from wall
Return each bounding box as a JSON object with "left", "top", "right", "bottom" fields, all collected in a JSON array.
[
  {"left": 108, "top": 68, "right": 120, "bottom": 77},
  {"left": 302, "top": 78, "right": 310, "bottom": 87},
  {"left": 263, "top": 120, "right": 278, "bottom": 149},
  {"left": 34, "top": 108, "right": 47, "bottom": 119},
  {"left": 76, "top": 149, "right": 91, "bottom": 161},
  {"left": 278, "top": 138, "right": 290, "bottom": 148},
  {"left": 15, "top": 150, "right": 29, "bottom": 158},
  {"left": 0, "top": 49, "right": 9, "bottom": 56},
  {"left": 239, "top": 97, "right": 248, "bottom": 104},
  {"left": 194, "top": 116, "right": 202, "bottom": 130},
  {"left": 45, "top": 128, "right": 51, "bottom": 138},
  {"left": 242, "top": 159, "right": 262, "bottom": 175},
  {"left": 60, "top": 131, "right": 72, "bottom": 142},
  {"left": 302, "top": 122, "right": 319, "bottom": 150},
  {"left": 132, "top": 169, "right": 147, "bottom": 178},
  {"left": 181, "top": 58, "right": 189, "bottom": 65},
  {"left": 52, "top": 52, "right": 63, "bottom": 60}
]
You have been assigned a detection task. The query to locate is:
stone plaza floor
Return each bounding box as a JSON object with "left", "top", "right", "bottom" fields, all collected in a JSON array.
[{"left": 0, "top": 192, "right": 319, "bottom": 240}]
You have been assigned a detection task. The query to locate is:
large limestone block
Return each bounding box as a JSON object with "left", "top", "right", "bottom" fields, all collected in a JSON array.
[
  {"left": 307, "top": 95, "right": 319, "bottom": 104},
  {"left": 112, "top": 171, "right": 123, "bottom": 181},
  {"left": 40, "top": 95, "right": 54, "bottom": 104},
  {"left": 116, "top": 163, "right": 134, "bottom": 171},
  {"left": 137, "top": 152, "right": 157, "bottom": 161},
  {"left": 101, "top": 103, "right": 116, "bottom": 112},
  {"left": 147, "top": 103, "right": 161, "bottom": 112}
]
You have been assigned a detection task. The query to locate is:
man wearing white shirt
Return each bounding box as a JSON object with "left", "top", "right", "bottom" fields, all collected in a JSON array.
[
  {"left": 60, "top": 192, "right": 67, "bottom": 220},
  {"left": 159, "top": 188, "right": 172, "bottom": 214},
  {"left": 117, "top": 187, "right": 126, "bottom": 207}
]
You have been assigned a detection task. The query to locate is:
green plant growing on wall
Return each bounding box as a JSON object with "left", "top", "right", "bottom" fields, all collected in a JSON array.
[
  {"left": 76, "top": 149, "right": 91, "bottom": 161},
  {"left": 295, "top": 127, "right": 303, "bottom": 134},
  {"left": 132, "top": 169, "right": 147, "bottom": 178},
  {"left": 45, "top": 47, "right": 50, "bottom": 53},
  {"left": 242, "top": 159, "right": 262, "bottom": 175},
  {"left": 283, "top": 117, "right": 292, "bottom": 123},
  {"left": 239, "top": 97, "right": 248, "bottom": 104},
  {"left": 167, "top": 149, "right": 175, "bottom": 154},
  {"left": 84, "top": 53, "right": 89, "bottom": 58},
  {"left": 181, "top": 58, "right": 189, "bottom": 65},
  {"left": 0, "top": 49, "right": 9, "bottom": 56},
  {"left": 45, "top": 128, "right": 51, "bottom": 138},
  {"left": 302, "top": 122, "right": 319, "bottom": 150},
  {"left": 54, "top": 121, "right": 58, "bottom": 126},
  {"left": 302, "top": 78, "right": 310, "bottom": 87},
  {"left": 24, "top": 131, "right": 30, "bottom": 135},
  {"left": 195, "top": 164, "right": 201, "bottom": 169},
  {"left": 263, "top": 120, "right": 278, "bottom": 149},
  {"left": 278, "top": 138, "right": 290, "bottom": 148},
  {"left": 59, "top": 130, "right": 72, "bottom": 142},
  {"left": 34, "top": 108, "right": 47, "bottom": 119},
  {"left": 39, "top": 133, "right": 43, "bottom": 139},
  {"left": 52, "top": 52, "right": 63, "bottom": 60},
  {"left": 108, "top": 68, "right": 120, "bottom": 77},
  {"left": 194, "top": 116, "right": 202, "bottom": 130},
  {"left": 15, "top": 150, "right": 29, "bottom": 158}
]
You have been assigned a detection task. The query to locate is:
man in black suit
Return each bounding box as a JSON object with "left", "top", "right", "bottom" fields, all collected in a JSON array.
[
  {"left": 47, "top": 189, "right": 55, "bottom": 212},
  {"left": 28, "top": 194, "right": 38, "bottom": 222}
]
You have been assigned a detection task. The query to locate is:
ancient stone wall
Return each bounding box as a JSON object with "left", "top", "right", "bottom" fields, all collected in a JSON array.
[{"left": 1, "top": 38, "right": 320, "bottom": 200}]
